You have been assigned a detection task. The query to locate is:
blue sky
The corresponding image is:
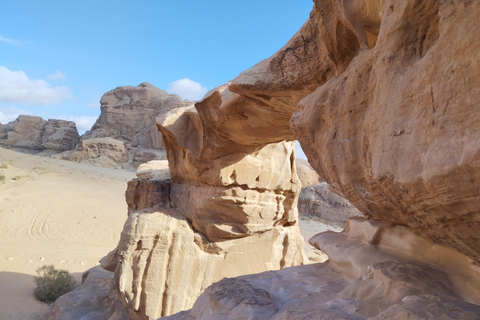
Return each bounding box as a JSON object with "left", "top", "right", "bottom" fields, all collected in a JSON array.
[{"left": 0, "top": 1, "right": 312, "bottom": 158}]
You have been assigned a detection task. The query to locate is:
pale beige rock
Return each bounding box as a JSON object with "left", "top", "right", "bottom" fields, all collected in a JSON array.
[
  {"left": 295, "top": 158, "right": 322, "bottom": 187},
  {"left": 132, "top": 149, "right": 167, "bottom": 168},
  {"left": 51, "top": 0, "right": 480, "bottom": 318},
  {"left": 59, "top": 137, "right": 129, "bottom": 169},
  {"left": 136, "top": 160, "right": 170, "bottom": 180},
  {"left": 310, "top": 218, "right": 480, "bottom": 306},
  {"left": 107, "top": 165, "right": 306, "bottom": 319},
  {"left": 109, "top": 198, "right": 305, "bottom": 319}
]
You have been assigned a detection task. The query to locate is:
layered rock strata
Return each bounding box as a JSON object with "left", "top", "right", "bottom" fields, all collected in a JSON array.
[
  {"left": 63, "top": 82, "right": 189, "bottom": 169},
  {"left": 291, "top": 0, "right": 480, "bottom": 264},
  {"left": 298, "top": 182, "right": 362, "bottom": 227},
  {"left": 0, "top": 115, "right": 79, "bottom": 152},
  {"left": 159, "top": 0, "right": 480, "bottom": 318},
  {"left": 55, "top": 0, "right": 480, "bottom": 318},
  {"left": 165, "top": 218, "right": 480, "bottom": 319},
  {"left": 102, "top": 133, "right": 307, "bottom": 319}
]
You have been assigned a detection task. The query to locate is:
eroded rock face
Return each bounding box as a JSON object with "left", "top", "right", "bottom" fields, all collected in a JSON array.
[
  {"left": 55, "top": 0, "right": 480, "bottom": 318},
  {"left": 83, "top": 82, "right": 189, "bottom": 150},
  {"left": 291, "top": 0, "right": 480, "bottom": 263},
  {"left": 106, "top": 175, "right": 306, "bottom": 319},
  {"left": 298, "top": 183, "right": 362, "bottom": 227},
  {"left": 59, "top": 137, "right": 130, "bottom": 169},
  {"left": 155, "top": 0, "right": 480, "bottom": 318},
  {"left": 295, "top": 158, "right": 322, "bottom": 188},
  {"left": 61, "top": 82, "right": 188, "bottom": 169},
  {"left": 166, "top": 218, "right": 480, "bottom": 320},
  {"left": 0, "top": 115, "right": 79, "bottom": 152}
]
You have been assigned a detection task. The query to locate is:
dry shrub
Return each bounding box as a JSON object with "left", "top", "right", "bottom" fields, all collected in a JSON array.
[{"left": 33, "top": 265, "right": 76, "bottom": 304}]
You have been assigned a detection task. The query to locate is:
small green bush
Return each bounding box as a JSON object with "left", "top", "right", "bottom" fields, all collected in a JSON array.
[
  {"left": 0, "top": 174, "right": 5, "bottom": 181},
  {"left": 33, "top": 265, "right": 76, "bottom": 304},
  {"left": 0, "top": 162, "right": 7, "bottom": 169}
]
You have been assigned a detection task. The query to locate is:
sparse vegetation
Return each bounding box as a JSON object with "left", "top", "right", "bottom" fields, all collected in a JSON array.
[
  {"left": 33, "top": 265, "right": 76, "bottom": 304},
  {"left": 12, "top": 175, "right": 28, "bottom": 180},
  {"left": 0, "top": 174, "right": 5, "bottom": 182},
  {"left": 0, "top": 162, "right": 7, "bottom": 169}
]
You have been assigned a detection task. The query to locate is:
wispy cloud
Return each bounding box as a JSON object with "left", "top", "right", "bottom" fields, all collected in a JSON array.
[
  {"left": 66, "top": 115, "right": 97, "bottom": 133},
  {"left": 0, "top": 35, "right": 22, "bottom": 46},
  {"left": 167, "top": 78, "right": 207, "bottom": 101},
  {"left": 87, "top": 95, "right": 101, "bottom": 108},
  {"left": 0, "top": 106, "right": 31, "bottom": 124},
  {"left": 0, "top": 66, "right": 72, "bottom": 106},
  {"left": 47, "top": 71, "right": 66, "bottom": 81}
]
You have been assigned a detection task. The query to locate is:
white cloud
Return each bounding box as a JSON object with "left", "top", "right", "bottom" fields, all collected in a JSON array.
[
  {"left": 47, "top": 71, "right": 66, "bottom": 81},
  {"left": 0, "top": 35, "right": 22, "bottom": 45},
  {"left": 87, "top": 95, "right": 101, "bottom": 108},
  {"left": 0, "top": 66, "right": 72, "bottom": 106},
  {"left": 0, "top": 106, "right": 31, "bottom": 124},
  {"left": 66, "top": 115, "right": 97, "bottom": 133},
  {"left": 167, "top": 78, "right": 207, "bottom": 101}
]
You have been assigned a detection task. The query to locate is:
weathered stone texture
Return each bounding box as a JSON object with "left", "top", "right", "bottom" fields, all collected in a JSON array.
[{"left": 0, "top": 115, "right": 79, "bottom": 152}]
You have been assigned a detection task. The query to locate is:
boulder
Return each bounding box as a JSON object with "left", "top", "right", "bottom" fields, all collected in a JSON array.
[
  {"left": 49, "top": 266, "right": 128, "bottom": 320},
  {"left": 136, "top": 160, "right": 170, "bottom": 181}
]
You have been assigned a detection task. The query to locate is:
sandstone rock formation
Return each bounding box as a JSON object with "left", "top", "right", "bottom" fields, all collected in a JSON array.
[
  {"left": 158, "top": 0, "right": 480, "bottom": 318},
  {"left": 53, "top": 0, "right": 480, "bottom": 318},
  {"left": 0, "top": 115, "right": 79, "bottom": 152},
  {"left": 295, "top": 158, "right": 322, "bottom": 187},
  {"left": 290, "top": 0, "right": 480, "bottom": 264},
  {"left": 103, "top": 139, "right": 307, "bottom": 319},
  {"left": 62, "top": 82, "right": 189, "bottom": 169},
  {"left": 135, "top": 160, "right": 170, "bottom": 181},
  {"left": 58, "top": 137, "right": 130, "bottom": 169},
  {"left": 298, "top": 182, "right": 362, "bottom": 227}
]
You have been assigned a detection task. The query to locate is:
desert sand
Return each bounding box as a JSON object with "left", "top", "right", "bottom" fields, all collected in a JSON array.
[
  {"left": 0, "top": 146, "right": 135, "bottom": 320},
  {"left": 0, "top": 146, "right": 337, "bottom": 320}
]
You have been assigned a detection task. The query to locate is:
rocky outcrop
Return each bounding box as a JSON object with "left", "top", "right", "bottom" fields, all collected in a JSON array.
[
  {"left": 49, "top": 266, "right": 128, "bottom": 320},
  {"left": 298, "top": 183, "right": 362, "bottom": 227},
  {"left": 165, "top": 218, "right": 480, "bottom": 320},
  {"left": 0, "top": 115, "right": 79, "bottom": 152},
  {"left": 58, "top": 137, "right": 130, "bottom": 169},
  {"left": 83, "top": 82, "right": 188, "bottom": 150},
  {"left": 156, "top": 0, "right": 480, "bottom": 318},
  {"left": 103, "top": 136, "right": 307, "bottom": 319},
  {"left": 63, "top": 82, "right": 190, "bottom": 169},
  {"left": 295, "top": 158, "right": 322, "bottom": 187},
  {"left": 290, "top": 0, "right": 480, "bottom": 264}
]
